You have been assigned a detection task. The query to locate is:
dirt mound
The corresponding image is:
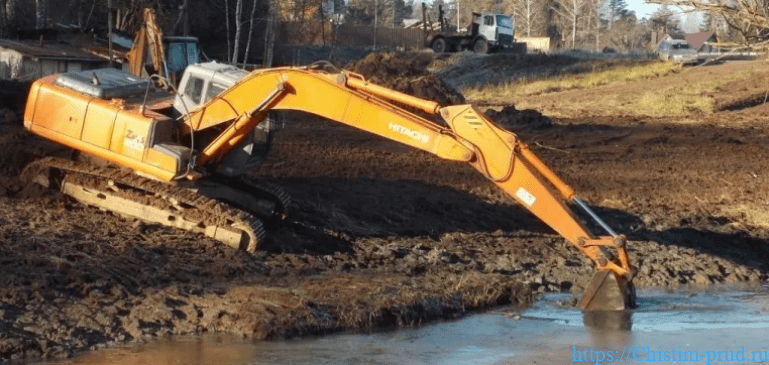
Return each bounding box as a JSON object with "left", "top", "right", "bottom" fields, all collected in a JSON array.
[
  {"left": 345, "top": 52, "right": 465, "bottom": 106},
  {"left": 484, "top": 105, "right": 552, "bottom": 130},
  {"left": 709, "top": 71, "right": 769, "bottom": 112}
]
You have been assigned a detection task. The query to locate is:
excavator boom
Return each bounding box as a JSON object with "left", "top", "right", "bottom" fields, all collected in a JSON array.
[
  {"left": 23, "top": 62, "right": 635, "bottom": 311},
  {"left": 181, "top": 65, "right": 635, "bottom": 310}
]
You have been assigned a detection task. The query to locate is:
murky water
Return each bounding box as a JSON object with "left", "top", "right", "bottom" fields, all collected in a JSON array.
[{"left": 32, "top": 283, "right": 769, "bottom": 365}]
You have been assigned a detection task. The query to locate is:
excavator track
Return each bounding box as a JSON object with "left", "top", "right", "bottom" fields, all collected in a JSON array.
[
  {"left": 222, "top": 174, "right": 292, "bottom": 223},
  {"left": 21, "top": 157, "right": 267, "bottom": 252}
]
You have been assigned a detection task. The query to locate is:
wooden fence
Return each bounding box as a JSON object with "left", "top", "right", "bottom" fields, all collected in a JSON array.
[{"left": 278, "top": 21, "right": 426, "bottom": 50}]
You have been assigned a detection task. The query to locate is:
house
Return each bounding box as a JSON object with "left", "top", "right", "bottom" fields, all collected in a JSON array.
[
  {"left": 685, "top": 32, "right": 717, "bottom": 52},
  {"left": 652, "top": 32, "right": 717, "bottom": 52},
  {"left": 0, "top": 39, "right": 122, "bottom": 80}
]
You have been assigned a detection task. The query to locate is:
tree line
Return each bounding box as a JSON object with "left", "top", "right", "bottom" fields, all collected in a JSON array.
[{"left": 0, "top": 0, "right": 766, "bottom": 59}]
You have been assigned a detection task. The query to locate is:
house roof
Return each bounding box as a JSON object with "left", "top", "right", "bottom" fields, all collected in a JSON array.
[
  {"left": 653, "top": 32, "right": 669, "bottom": 46},
  {"left": 0, "top": 39, "right": 107, "bottom": 62},
  {"left": 685, "top": 32, "right": 714, "bottom": 49}
]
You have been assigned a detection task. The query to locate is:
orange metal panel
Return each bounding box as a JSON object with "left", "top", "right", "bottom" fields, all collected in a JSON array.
[
  {"left": 110, "top": 109, "right": 153, "bottom": 161},
  {"left": 23, "top": 79, "right": 45, "bottom": 129},
  {"left": 144, "top": 147, "right": 181, "bottom": 174},
  {"left": 31, "top": 82, "right": 88, "bottom": 140},
  {"left": 29, "top": 124, "right": 176, "bottom": 182},
  {"left": 81, "top": 99, "right": 119, "bottom": 149}
]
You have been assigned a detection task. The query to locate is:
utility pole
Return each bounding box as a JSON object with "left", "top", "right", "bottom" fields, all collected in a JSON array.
[
  {"left": 456, "top": 0, "right": 459, "bottom": 30},
  {"left": 182, "top": 0, "right": 189, "bottom": 36}
]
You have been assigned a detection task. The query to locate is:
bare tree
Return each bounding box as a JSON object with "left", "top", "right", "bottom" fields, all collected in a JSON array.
[
  {"left": 263, "top": 0, "right": 277, "bottom": 67},
  {"left": 646, "top": 0, "right": 769, "bottom": 44},
  {"left": 584, "top": 0, "right": 602, "bottom": 50},
  {"left": 648, "top": 5, "right": 680, "bottom": 34},
  {"left": 512, "top": 0, "right": 546, "bottom": 37},
  {"left": 225, "top": 0, "right": 231, "bottom": 61},
  {"left": 232, "top": 0, "right": 243, "bottom": 63},
  {"left": 553, "top": 0, "right": 587, "bottom": 48},
  {"left": 242, "top": 0, "right": 259, "bottom": 67},
  {"left": 347, "top": 0, "right": 410, "bottom": 27}
]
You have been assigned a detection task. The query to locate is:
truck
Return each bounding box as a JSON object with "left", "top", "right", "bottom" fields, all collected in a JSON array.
[
  {"left": 21, "top": 60, "right": 634, "bottom": 311},
  {"left": 425, "top": 5, "right": 523, "bottom": 54}
]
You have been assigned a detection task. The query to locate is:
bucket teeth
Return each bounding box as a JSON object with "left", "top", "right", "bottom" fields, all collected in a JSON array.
[{"left": 577, "top": 269, "right": 636, "bottom": 311}]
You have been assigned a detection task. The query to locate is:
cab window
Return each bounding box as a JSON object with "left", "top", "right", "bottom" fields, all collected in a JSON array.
[
  {"left": 184, "top": 77, "right": 204, "bottom": 105},
  {"left": 204, "top": 83, "right": 227, "bottom": 104},
  {"left": 484, "top": 15, "right": 494, "bottom": 26}
]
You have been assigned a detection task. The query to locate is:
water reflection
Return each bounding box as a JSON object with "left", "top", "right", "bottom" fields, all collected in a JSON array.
[{"left": 583, "top": 310, "right": 633, "bottom": 348}]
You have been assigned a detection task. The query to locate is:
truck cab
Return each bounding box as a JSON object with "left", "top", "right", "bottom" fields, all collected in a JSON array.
[
  {"left": 470, "top": 12, "right": 514, "bottom": 53},
  {"left": 427, "top": 9, "right": 516, "bottom": 54}
]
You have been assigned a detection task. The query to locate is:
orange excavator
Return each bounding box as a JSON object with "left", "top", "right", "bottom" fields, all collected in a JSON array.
[{"left": 21, "top": 61, "right": 635, "bottom": 311}]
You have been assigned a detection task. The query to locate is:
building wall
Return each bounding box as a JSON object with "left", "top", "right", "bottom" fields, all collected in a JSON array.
[
  {"left": 517, "top": 37, "right": 550, "bottom": 53},
  {"left": 0, "top": 50, "right": 24, "bottom": 79},
  {"left": 0, "top": 48, "right": 110, "bottom": 80}
]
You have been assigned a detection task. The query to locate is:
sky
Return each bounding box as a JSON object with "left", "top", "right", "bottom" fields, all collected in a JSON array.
[{"left": 626, "top": 1, "right": 660, "bottom": 19}]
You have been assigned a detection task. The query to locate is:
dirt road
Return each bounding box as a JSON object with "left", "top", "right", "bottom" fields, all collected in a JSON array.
[{"left": 1, "top": 58, "right": 768, "bottom": 361}]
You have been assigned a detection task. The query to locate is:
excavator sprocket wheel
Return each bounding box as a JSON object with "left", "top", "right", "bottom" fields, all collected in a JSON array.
[
  {"left": 577, "top": 269, "right": 636, "bottom": 311},
  {"left": 234, "top": 220, "right": 267, "bottom": 253}
]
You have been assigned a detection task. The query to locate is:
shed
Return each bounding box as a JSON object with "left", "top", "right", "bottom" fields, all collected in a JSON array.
[
  {"left": 0, "top": 39, "right": 114, "bottom": 80},
  {"left": 518, "top": 37, "right": 551, "bottom": 53}
]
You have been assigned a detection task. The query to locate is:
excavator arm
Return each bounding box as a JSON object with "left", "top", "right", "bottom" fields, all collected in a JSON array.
[{"left": 182, "top": 66, "right": 636, "bottom": 311}]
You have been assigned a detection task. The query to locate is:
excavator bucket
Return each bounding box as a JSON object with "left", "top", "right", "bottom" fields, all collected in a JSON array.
[{"left": 577, "top": 270, "right": 636, "bottom": 311}]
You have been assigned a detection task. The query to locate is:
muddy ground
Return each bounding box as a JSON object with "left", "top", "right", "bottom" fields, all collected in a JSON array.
[{"left": 1, "top": 58, "right": 769, "bottom": 361}]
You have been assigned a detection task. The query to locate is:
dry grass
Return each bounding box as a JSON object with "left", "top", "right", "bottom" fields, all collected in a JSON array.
[
  {"left": 628, "top": 69, "right": 756, "bottom": 116},
  {"left": 463, "top": 61, "right": 681, "bottom": 100},
  {"left": 481, "top": 61, "right": 760, "bottom": 117},
  {"left": 722, "top": 204, "right": 769, "bottom": 229}
]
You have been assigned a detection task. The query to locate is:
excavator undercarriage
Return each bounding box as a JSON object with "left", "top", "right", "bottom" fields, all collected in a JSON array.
[
  {"left": 21, "top": 156, "right": 289, "bottom": 251},
  {"left": 22, "top": 61, "right": 635, "bottom": 311}
]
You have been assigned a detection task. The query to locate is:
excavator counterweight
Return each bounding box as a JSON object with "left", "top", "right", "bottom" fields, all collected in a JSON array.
[{"left": 22, "top": 62, "right": 635, "bottom": 311}]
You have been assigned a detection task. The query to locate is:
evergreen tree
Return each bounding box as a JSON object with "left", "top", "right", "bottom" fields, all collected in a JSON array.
[
  {"left": 649, "top": 5, "right": 680, "bottom": 35},
  {"left": 606, "top": 0, "right": 627, "bottom": 29}
]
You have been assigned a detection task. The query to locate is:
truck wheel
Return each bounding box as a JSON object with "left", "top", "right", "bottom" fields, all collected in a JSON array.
[
  {"left": 432, "top": 38, "right": 447, "bottom": 53},
  {"left": 473, "top": 39, "right": 489, "bottom": 54}
]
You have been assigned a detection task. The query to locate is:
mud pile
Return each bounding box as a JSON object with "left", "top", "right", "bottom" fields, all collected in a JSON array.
[
  {"left": 345, "top": 52, "right": 465, "bottom": 106},
  {"left": 484, "top": 105, "right": 552, "bottom": 130},
  {"left": 0, "top": 190, "right": 533, "bottom": 361}
]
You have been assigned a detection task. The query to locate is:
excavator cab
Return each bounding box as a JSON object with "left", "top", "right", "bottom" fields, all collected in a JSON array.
[
  {"left": 173, "top": 62, "right": 273, "bottom": 177},
  {"left": 173, "top": 62, "right": 248, "bottom": 114}
]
